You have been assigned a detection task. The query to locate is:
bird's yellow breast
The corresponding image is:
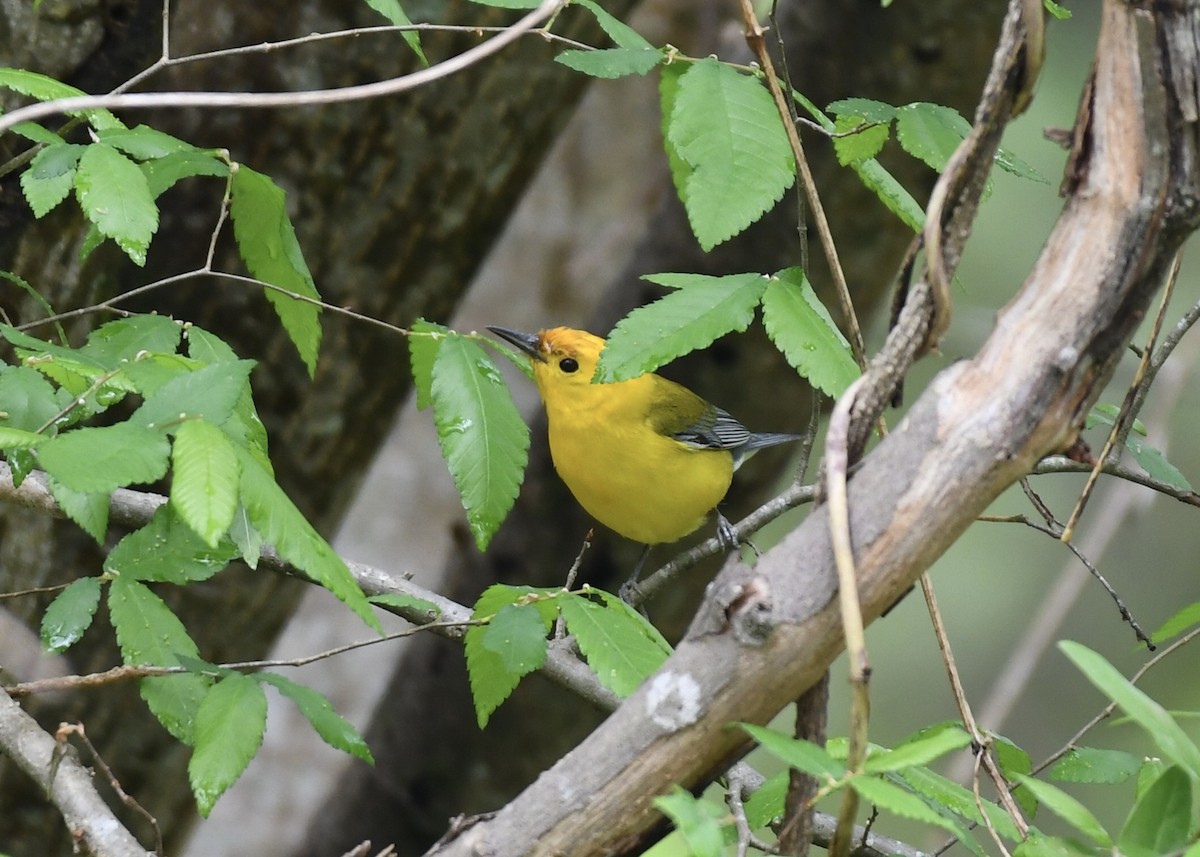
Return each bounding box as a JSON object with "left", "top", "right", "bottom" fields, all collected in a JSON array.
[{"left": 540, "top": 371, "right": 733, "bottom": 545}]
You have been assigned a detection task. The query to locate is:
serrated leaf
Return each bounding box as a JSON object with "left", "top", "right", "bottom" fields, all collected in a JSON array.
[
  {"left": 595, "top": 272, "right": 767, "bottom": 382},
  {"left": 256, "top": 672, "right": 372, "bottom": 763},
  {"left": 1086, "top": 402, "right": 1147, "bottom": 435},
  {"left": 481, "top": 604, "right": 549, "bottom": 675},
  {"left": 865, "top": 724, "right": 971, "bottom": 773},
  {"left": 761, "top": 268, "right": 859, "bottom": 397},
  {"left": 37, "top": 423, "right": 170, "bottom": 493},
  {"left": 97, "top": 125, "right": 197, "bottom": 160},
  {"left": 0, "top": 67, "right": 123, "bottom": 130},
  {"left": 1061, "top": 641, "right": 1200, "bottom": 777},
  {"left": 0, "top": 426, "right": 46, "bottom": 447},
  {"left": 141, "top": 149, "right": 230, "bottom": 198},
  {"left": 105, "top": 504, "right": 237, "bottom": 583},
  {"left": 556, "top": 47, "right": 661, "bottom": 79},
  {"left": 895, "top": 102, "right": 970, "bottom": 173},
  {"left": 1050, "top": 747, "right": 1142, "bottom": 784},
  {"left": 408, "top": 319, "right": 448, "bottom": 411},
  {"left": 850, "top": 776, "right": 962, "bottom": 834},
  {"left": 899, "top": 764, "right": 1023, "bottom": 842},
  {"left": 653, "top": 788, "right": 725, "bottom": 857},
  {"left": 667, "top": 58, "right": 795, "bottom": 250},
  {"left": 431, "top": 336, "right": 528, "bottom": 551},
  {"left": 82, "top": 314, "right": 183, "bottom": 365},
  {"left": 188, "top": 672, "right": 267, "bottom": 817},
  {"left": 740, "top": 724, "right": 844, "bottom": 779},
  {"left": 171, "top": 419, "right": 240, "bottom": 547},
  {"left": 827, "top": 97, "right": 898, "bottom": 125},
  {"left": 1015, "top": 835, "right": 1095, "bottom": 857},
  {"left": 40, "top": 577, "right": 103, "bottom": 653},
  {"left": 237, "top": 448, "right": 381, "bottom": 632},
  {"left": 11, "top": 121, "right": 63, "bottom": 144},
  {"left": 741, "top": 770, "right": 789, "bottom": 829},
  {"left": 361, "top": 0, "right": 427, "bottom": 65},
  {"left": 1119, "top": 765, "right": 1191, "bottom": 856},
  {"left": 73, "top": 143, "right": 159, "bottom": 266},
  {"left": 464, "top": 584, "right": 559, "bottom": 726},
  {"left": 47, "top": 476, "right": 109, "bottom": 543},
  {"left": 572, "top": 0, "right": 653, "bottom": 49},
  {"left": 368, "top": 592, "right": 441, "bottom": 619},
  {"left": 832, "top": 114, "right": 890, "bottom": 166},
  {"left": 558, "top": 592, "right": 669, "bottom": 697},
  {"left": 660, "top": 61, "right": 690, "bottom": 206},
  {"left": 0, "top": 365, "right": 61, "bottom": 432},
  {"left": 1152, "top": 600, "right": 1200, "bottom": 645},
  {"left": 1126, "top": 436, "right": 1192, "bottom": 491},
  {"left": 995, "top": 145, "right": 1047, "bottom": 183},
  {"left": 130, "top": 359, "right": 255, "bottom": 432},
  {"left": 1014, "top": 775, "right": 1112, "bottom": 846},
  {"left": 21, "top": 142, "right": 85, "bottom": 217},
  {"left": 229, "top": 165, "right": 322, "bottom": 375},
  {"left": 108, "top": 577, "right": 210, "bottom": 743}
]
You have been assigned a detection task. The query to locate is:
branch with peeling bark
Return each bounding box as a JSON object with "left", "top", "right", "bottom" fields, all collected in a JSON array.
[{"left": 427, "top": 0, "right": 1200, "bottom": 853}]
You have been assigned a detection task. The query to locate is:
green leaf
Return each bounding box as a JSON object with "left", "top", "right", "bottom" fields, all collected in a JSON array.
[
  {"left": 108, "top": 577, "right": 210, "bottom": 743},
  {"left": 81, "top": 314, "right": 183, "bottom": 365},
  {"left": 761, "top": 268, "right": 859, "bottom": 397},
  {"left": 851, "top": 157, "right": 925, "bottom": 231},
  {"left": 229, "top": 165, "right": 322, "bottom": 376},
  {"left": 653, "top": 788, "right": 725, "bottom": 857},
  {"left": 40, "top": 577, "right": 103, "bottom": 653},
  {"left": 408, "top": 319, "right": 448, "bottom": 411},
  {"left": 865, "top": 724, "right": 971, "bottom": 773},
  {"left": 558, "top": 591, "right": 670, "bottom": 697},
  {"left": 1014, "top": 835, "right": 1094, "bottom": 857},
  {"left": 827, "top": 98, "right": 898, "bottom": 125},
  {"left": 0, "top": 67, "right": 123, "bottom": 130},
  {"left": 1152, "top": 600, "right": 1200, "bottom": 644},
  {"left": 594, "top": 272, "right": 767, "bottom": 382},
  {"left": 47, "top": 477, "right": 110, "bottom": 543},
  {"left": 739, "top": 723, "right": 845, "bottom": 779},
  {"left": 0, "top": 365, "right": 61, "bottom": 431},
  {"left": 130, "top": 359, "right": 256, "bottom": 431},
  {"left": 899, "top": 764, "right": 1023, "bottom": 842},
  {"left": 186, "top": 327, "right": 270, "bottom": 468},
  {"left": 188, "top": 673, "right": 268, "bottom": 817},
  {"left": 367, "top": 591, "right": 441, "bottom": 619},
  {"left": 464, "top": 584, "right": 560, "bottom": 726},
  {"left": 37, "top": 423, "right": 171, "bottom": 493},
  {"left": 466, "top": 0, "right": 540, "bottom": 7},
  {"left": 104, "top": 504, "right": 237, "bottom": 584},
  {"left": 850, "top": 775, "right": 963, "bottom": 835},
  {"left": 991, "top": 733, "right": 1036, "bottom": 818},
  {"left": 0, "top": 425, "right": 46, "bottom": 448},
  {"left": 256, "top": 672, "right": 372, "bottom": 763},
  {"left": 73, "top": 143, "right": 159, "bottom": 266},
  {"left": 742, "top": 770, "right": 789, "bottom": 829},
  {"left": 171, "top": 419, "right": 240, "bottom": 547},
  {"left": 97, "top": 125, "right": 197, "bottom": 160},
  {"left": 11, "top": 121, "right": 64, "bottom": 144},
  {"left": 1118, "top": 765, "right": 1191, "bottom": 856},
  {"left": 228, "top": 506, "right": 263, "bottom": 569},
  {"left": 1125, "top": 436, "right": 1193, "bottom": 491},
  {"left": 667, "top": 58, "right": 795, "bottom": 250},
  {"left": 1014, "top": 775, "right": 1112, "bottom": 846},
  {"left": 895, "top": 102, "right": 970, "bottom": 173},
  {"left": 141, "top": 150, "right": 230, "bottom": 198},
  {"left": 1085, "top": 402, "right": 1147, "bottom": 435},
  {"left": 1043, "top": 0, "right": 1071, "bottom": 20},
  {"left": 361, "top": 0, "right": 427, "bottom": 65},
  {"left": 20, "top": 142, "right": 85, "bottom": 217},
  {"left": 0, "top": 271, "right": 66, "bottom": 346},
  {"left": 237, "top": 448, "right": 381, "bottom": 632},
  {"left": 994, "top": 145, "right": 1047, "bottom": 183},
  {"left": 832, "top": 114, "right": 890, "bottom": 166},
  {"left": 430, "top": 336, "right": 529, "bottom": 551},
  {"left": 572, "top": 0, "right": 654, "bottom": 49},
  {"left": 481, "top": 603, "right": 550, "bottom": 675},
  {"left": 555, "top": 47, "right": 661, "bottom": 79},
  {"left": 1061, "top": 641, "right": 1200, "bottom": 777},
  {"left": 1050, "top": 747, "right": 1142, "bottom": 784}
]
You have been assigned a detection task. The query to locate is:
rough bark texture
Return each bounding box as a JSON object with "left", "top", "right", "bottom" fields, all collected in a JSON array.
[
  {"left": 432, "top": 1, "right": 1200, "bottom": 853},
  {"left": 299, "top": 1, "right": 1008, "bottom": 855},
  {"left": 0, "top": 1, "right": 629, "bottom": 853}
]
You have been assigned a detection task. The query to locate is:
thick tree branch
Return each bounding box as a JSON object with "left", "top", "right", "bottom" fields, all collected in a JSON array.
[
  {"left": 428, "top": 1, "right": 1200, "bottom": 853},
  {"left": 0, "top": 693, "right": 152, "bottom": 857}
]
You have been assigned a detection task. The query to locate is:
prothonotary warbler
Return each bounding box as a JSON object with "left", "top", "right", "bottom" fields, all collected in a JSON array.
[{"left": 488, "top": 326, "right": 801, "bottom": 549}]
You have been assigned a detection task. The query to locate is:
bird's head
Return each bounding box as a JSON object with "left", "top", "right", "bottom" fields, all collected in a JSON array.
[{"left": 488, "top": 326, "right": 606, "bottom": 394}]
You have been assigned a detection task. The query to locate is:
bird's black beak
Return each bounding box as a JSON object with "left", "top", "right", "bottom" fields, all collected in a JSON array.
[{"left": 487, "top": 326, "right": 546, "bottom": 362}]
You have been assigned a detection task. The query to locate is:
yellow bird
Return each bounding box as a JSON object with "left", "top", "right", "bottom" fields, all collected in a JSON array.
[{"left": 488, "top": 326, "right": 799, "bottom": 550}]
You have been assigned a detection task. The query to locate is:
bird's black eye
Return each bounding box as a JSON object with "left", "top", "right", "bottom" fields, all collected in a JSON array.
[{"left": 559, "top": 357, "right": 579, "bottom": 373}]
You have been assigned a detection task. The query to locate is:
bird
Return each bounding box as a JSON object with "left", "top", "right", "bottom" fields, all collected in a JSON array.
[{"left": 488, "top": 326, "right": 800, "bottom": 561}]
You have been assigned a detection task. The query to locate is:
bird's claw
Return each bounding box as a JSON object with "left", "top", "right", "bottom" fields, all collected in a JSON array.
[{"left": 716, "top": 512, "right": 739, "bottom": 552}]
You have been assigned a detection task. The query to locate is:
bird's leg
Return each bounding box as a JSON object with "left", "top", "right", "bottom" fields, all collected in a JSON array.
[
  {"left": 716, "top": 511, "right": 760, "bottom": 560},
  {"left": 618, "top": 544, "right": 653, "bottom": 606}
]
